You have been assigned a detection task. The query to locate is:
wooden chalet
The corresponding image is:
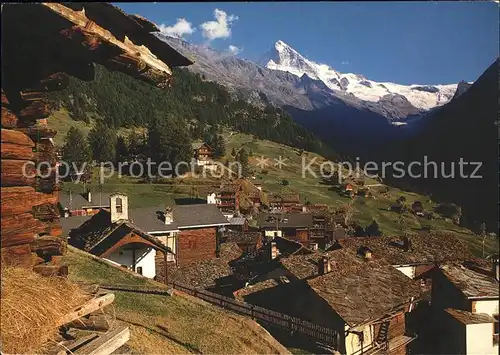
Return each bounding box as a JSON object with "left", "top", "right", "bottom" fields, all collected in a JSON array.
[
  {"left": 268, "top": 193, "right": 301, "bottom": 212},
  {"left": 207, "top": 182, "right": 242, "bottom": 218},
  {"left": 1, "top": 2, "right": 192, "bottom": 273},
  {"left": 192, "top": 142, "right": 212, "bottom": 166},
  {"left": 256, "top": 212, "right": 330, "bottom": 249},
  {"left": 67, "top": 194, "right": 229, "bottom": 281},
  {"left": 233, "top": 248, "right": 421, "bottom": 355}
]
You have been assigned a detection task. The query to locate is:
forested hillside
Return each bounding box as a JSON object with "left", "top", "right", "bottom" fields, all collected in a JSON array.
[{"left": 47, "top": 65, "right": 335, "bottom": 159}]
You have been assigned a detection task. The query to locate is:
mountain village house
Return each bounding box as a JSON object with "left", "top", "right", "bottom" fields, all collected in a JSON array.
[
  {"left": 268, "top": 193, "right": 301, "bottom": 212},
  {"left": 66, "top": 194, "right": 229, "bottom": 280},
  {"left": 207, "top": 183, "right": 241, "bottom": 218},
  {"left": 234, "top": 246, "right": 421, "bottom": 355},
  {"left": 430, "top": 260, "right": 499, "bottom": 355},
  {"left": 192, "top": 142, "right": 212, "bottom": 166},
  {"left": 257, "top": 212, "right": 331, "bottom": 249}
]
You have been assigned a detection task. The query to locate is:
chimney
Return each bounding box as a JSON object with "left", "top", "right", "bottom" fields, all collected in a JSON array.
[
  {"left": 402, "top": 236, "right": 412, "bottom": 252},
  {"left": 320, "top": 256, "right": 332, "bottom": 275},
  {"left": 110, "top": 193, "right": 128, "bottom": 223},
  {"left": 87, "top": 190, "right": 92, "bottom": 203},
  {"left": 270, "top": 241, "right": 278, "bottom": 260},
  {"left": 358, "top": 246, "right": 373, "bottom": 260},
  {"left": 164, "top": 206, "right": 174, "bottom": 225}
]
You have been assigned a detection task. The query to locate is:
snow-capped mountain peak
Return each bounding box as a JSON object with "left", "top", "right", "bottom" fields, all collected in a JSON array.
[{"left": 260, "top": 40, "right": 459, "bottom": 111}]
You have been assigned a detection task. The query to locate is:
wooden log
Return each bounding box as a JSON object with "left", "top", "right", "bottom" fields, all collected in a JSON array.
[
  {"left": 31, "top": 235, "right": 66, "bottom": 261},
  {"left": 1, "top": 187, "right": 59, "bottom": 216},
  {"left": 1, "top": 231, "right": 37, "bottom": 249},
  {"left": 73, "top": 325, "right": 129, "bottom": 355},
  {"left": 58, "top": 294, "right": 115, "bottom": 327},
  {"left": 48, "top": 334, "right": 99, "bottom": 355},
  {"left": 1, "top": 107, "right": 18, "bottom": 128},
  {"left": 0, "top": 213, "right": 48, "bottom": 248},
  {"left": 1, "top": 142, "right": 35, "bottom": 160},
  {"left": 1, "top": 186, "right": 42, "bottom": 215},
  {"left": 1, "top": 129, "right": 35, "bottom": 146},
  {"left": 0, "top": 244, "right": 33, "bottom": 268},
  {"left": 1, "top": 173, "right": 36, "bottom": 187},
  {"left": 19, "top": 91, "right": 46, "bottom": 102},
  {"left": 65, "top": 313, "right": 111, "bottom": 332},
  {"left": 33, "top": 264, "right": 69, "bottom": 277},
  {"left": 18, "top": 100, "right": 53, "bottom": 121},
  {"left": 1, "top": 159, "right": 36, "bottom": 186}
]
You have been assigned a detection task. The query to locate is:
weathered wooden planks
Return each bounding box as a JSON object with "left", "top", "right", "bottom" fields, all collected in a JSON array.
[
  {"left": 73, "top": 325, "right": 129, "bottom": 355},
  {"left": 18, "top": 100, "right": 54, "bottom": 120},
  {"left": 31, "top": 235, "right": 67, "bottom": 261},
  {"left": 1, "top": 129, "right": 35, "bottom": 146},
  {"left": 1, "top": 187, "right": 59, "bottom": 215},
  {"left": 1, "top": 142, "right": 35, "bottom": 160},
  {"left": 58, "top": 294, "right": 116, "bottom": 327}
]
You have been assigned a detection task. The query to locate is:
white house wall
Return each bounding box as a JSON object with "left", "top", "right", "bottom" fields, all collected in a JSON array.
[
  {"left": 104, "top": 246, "right": 157, "bottom": 278},
  {"left": 264, "top": 230, "right": 283, "bottom": 238},
  {"left": 344, "top": 324, "right": 374, "bottom": 355},
  {"left": 474, "top": 299, "right": 499, "bottom": 317},
  {"left": 395, "top": 265, "right": 416, "bottom": 279},
  {"left": 466, "top": 323, "right": 498, "bottom": 355},
  {"left": 207, "top": 193, "right": 216, "bottom": 204}
]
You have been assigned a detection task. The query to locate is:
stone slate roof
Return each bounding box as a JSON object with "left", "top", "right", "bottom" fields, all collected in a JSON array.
[
  {"left": 257, "top": 213, "right": 313, "bottom": 229},
  {"left": 129, "top": 204, "right": 229, "bottom": 232},
  {"left": 61, "top": 215, "right": 91, "bottom": 236},
  {"left": 130, "top": 206, "right": 178, "bottom": 232},
  {"left": 444, "top": 308, "right": 496, "bottom": 324},
  {"left": 167, "top": 242, "right": 242, "bottom": 289},
  {"left": 338, "top": 232, "right": 474, "bottom": 266},
  {"left": 440, "top": 262, "right": 499, "bottom": 299},
  {"left": 59, "top": 191, "right": 112, "bottom": 210},
  {"left": 224, "top": 231, "right": 262, "bottom": 245},
  {"left": 228, "top": 217, "right": 246, "bottom": 226},
  {"left": 306, "top": 249, "right": 421, "bottom": 327}
]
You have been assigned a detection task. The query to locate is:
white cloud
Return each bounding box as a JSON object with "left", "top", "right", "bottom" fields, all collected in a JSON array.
[
  {"left": 228, "top": 45, "right": 243, "bottom": 55},
  {"left": 341, "top": 61, "right": 350, "bottom": 65},
  {"left": 200, "top": 9, "right": 238, "bottom": 41},
  {"left": 158, "top": 18, "right": 195, "bottom": 38}
]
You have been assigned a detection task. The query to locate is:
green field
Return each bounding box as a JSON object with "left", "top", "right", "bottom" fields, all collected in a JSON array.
[{"left": 50, "top": 115, "right": 498, "bottom": 257}]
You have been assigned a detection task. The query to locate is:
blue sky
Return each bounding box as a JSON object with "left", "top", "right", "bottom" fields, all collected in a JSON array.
[{"left": 116, "top": 2, "right": 498, "bottom": 85}]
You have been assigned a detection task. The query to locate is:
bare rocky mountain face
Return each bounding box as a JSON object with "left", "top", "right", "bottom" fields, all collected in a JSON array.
[{"left": 161, "top": 35, "right": 461, "bottom": 122}]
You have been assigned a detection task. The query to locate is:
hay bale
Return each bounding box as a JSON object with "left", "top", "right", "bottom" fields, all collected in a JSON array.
[{"left": 0, "top": 264, "right": 89, "bottom": 354}]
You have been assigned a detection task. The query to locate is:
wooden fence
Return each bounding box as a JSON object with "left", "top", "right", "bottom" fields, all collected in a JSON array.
[{"left": 101, "top": 282, "right": 339, "bottom": 347}]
